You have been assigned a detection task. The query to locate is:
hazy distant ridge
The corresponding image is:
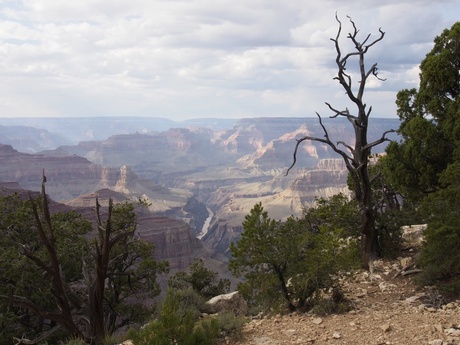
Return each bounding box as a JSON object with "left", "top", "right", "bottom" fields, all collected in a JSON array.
[{"left": 0, "top": 117, "right": 239, "bottom": 152}]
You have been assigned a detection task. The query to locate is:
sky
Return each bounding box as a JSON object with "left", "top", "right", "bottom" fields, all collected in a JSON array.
[{"left": 0, "top": 1, "right": 459, "bottom": 121}]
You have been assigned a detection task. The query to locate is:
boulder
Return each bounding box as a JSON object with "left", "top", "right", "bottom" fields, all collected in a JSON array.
[{"left": 205, "top": 291, "right": 248, "bottom": 315}]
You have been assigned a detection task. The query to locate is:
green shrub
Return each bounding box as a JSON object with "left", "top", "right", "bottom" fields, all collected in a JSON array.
[
  {"left": 126, "top": 289, "right": 219, "bottom": 345},
  {"left": 175, "top": 288, "right": 207, "bottom": 318},
  {"left": 230, "top": 202, "right": 360, "bottom": 313},
  {"left": 311, "top": 288, "right": 351, "bottom": 316},
  {"left": 417, "top": 168, "right": 460, "bottom": 298},
  {"left": 214, "top": 312, "right": 247, "bottom": 340},
  {"left": 168, "top": 259, "right": 230, "bottom": 300},
  {"left": 417, "top": 225, "right": 460, "bottom": 297}
]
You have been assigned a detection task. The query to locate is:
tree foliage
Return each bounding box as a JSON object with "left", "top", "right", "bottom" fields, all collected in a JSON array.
[
  {"left": 383, "top": 22, "right": 460, "bottom": 201},
  {"left": 0, "top": 180, "right": 168, "bottom": 344},
  {"left": 383, "top": 22, "right": 460, "bottom": 295},
  {"left": 417, "top": 161, "right": 460, "bottom": 295},
  {"left": 229, "top": 202, "right": 358, "bottom": 312}
]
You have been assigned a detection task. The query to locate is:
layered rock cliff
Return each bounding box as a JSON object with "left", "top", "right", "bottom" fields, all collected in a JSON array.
[{"left": 137, "top": 215, "right": 204, "bottom": 270}]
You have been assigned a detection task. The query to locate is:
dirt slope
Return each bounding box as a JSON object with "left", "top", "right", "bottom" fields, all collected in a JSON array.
[{"left": 222, "top": 259, "right": 460, "bottom": 345}]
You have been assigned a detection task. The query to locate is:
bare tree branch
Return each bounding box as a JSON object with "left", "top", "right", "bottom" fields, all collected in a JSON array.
[
  {"left": 363, "top": 129, "right": 396, "bottom": 151},
  {"left": 0, "top": 294, "right": 65, "bottom": 322},
  {"left": 286, "top": 113, "right": 355, "bottom": 176},
  {"left": 13, "top": 325, "right": 62, "bottom": 345}
]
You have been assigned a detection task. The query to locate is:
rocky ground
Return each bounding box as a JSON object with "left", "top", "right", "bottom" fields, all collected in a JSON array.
[{"left": 221, "top": 257, "right": 460, "bottom": 345}]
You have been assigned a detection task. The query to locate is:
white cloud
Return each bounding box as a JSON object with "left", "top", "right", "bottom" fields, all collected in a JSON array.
[{"left": 0, "top": 0, "right": 459, "bottom": 120}]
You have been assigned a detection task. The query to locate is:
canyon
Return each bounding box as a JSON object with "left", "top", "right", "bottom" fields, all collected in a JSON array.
[{"left": 0, "top": 116, "right": 399, "bottom": 269}]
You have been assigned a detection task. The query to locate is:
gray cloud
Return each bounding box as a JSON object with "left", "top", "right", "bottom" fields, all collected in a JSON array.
[{"left": 0, "top": 0, "right": 458, "bottom": 120}]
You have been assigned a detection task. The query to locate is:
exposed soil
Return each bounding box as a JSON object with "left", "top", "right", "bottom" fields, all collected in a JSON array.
[{"left": 221, "top": 257, "right": 460, "bottom": 345}]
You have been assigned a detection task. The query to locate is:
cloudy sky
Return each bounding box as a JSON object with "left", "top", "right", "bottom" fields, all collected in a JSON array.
[{"left": 0, "top": 0, "right": 458, "bottom": 121}]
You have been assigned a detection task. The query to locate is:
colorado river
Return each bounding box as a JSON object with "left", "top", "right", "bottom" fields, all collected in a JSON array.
[{"left": 197, "top": 208, "right": 213, "bottom": 239}]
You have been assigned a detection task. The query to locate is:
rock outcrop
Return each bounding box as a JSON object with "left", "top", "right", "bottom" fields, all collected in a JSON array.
[{"left": 205, "top": 291, "right": 248, "bottom": 316}]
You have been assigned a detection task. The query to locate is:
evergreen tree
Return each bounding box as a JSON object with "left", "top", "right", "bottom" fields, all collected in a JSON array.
[
  {"left": 383, "top": 22, "right": 460, "bottom": 202},
  {"left": 229, "top": 202, "right": 358, "bottom": 311},
  {"left": 383, "top": 22, "right": 460, "bottom": 295}
]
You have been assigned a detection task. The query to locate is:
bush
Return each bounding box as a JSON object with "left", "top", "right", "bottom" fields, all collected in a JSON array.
[
  {"left": 126, "top": 289, "right": 219, "bottom": 345},
  {"left": 168, "top": 259, "right": 230, "bottom": 300},
  {"left": 417, "top": 166, "right": 460, "bottom": 297},
  {"left": 311, "top": 287, "right": 351, "bottom": 316},
  {"left": 214, "top": 312, "right": 247, "bottom": 340},
  {"left": 230, "top": 202, "right": 360, "bottom": 313},
  {"left": 417, "top": 225, "right": 460, "bottom": 296},
  {"left": 174, "top": 288, "right": 207, "bottom": 318}
]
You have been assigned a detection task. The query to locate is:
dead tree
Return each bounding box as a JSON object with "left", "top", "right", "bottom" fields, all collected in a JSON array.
[
  {"left": 287, "top": 16, "right": 394, "bottom": 269},
  {"left": 88, "top": 197, "right": 135, "bottom": 343}
]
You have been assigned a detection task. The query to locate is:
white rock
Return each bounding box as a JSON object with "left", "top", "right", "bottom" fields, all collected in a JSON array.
[
  {"left": 445, "top": 328, "right": 460, "bottom": 337},
  {"left": 284, "top": 329, "right": 297, "bottom": 336},
  {"left": 312, "top": 317, "right": 323, "bottom": 325},
  {"left": 404, "top": 295, "right": 423, "bottom": 304},
  {"left": 428, "top": 340, "right": 443, "bottom": 345}
]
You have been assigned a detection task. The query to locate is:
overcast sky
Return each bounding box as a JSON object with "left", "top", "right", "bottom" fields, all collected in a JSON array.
[{"left": 0, "top": 1, "right": 458, "bottom": 121}]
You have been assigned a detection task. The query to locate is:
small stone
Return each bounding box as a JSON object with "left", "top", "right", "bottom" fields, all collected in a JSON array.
[
  {"left": 405, "top": 295, "right": 422, "bottom": 304},
  {"left": 284, "top": 329, "right": 297, "bottom": 336},
  {"left": 434, "top": 324, "right": 443, "bottom": 333},
  {"left": 401, "top": 257, "right": 412, "bottom": 267},
  {"left": 428, "top": 340, "right": 443, "bottom": 345},
  {"left": 332, "top": 332, "right": 341, "bottom": 339},
  {"left": 381, "top": 323, "right": 391, "bottom": 332},
  {"left": 254, "top": 336, "right": 277, "bottom": 345},
  {"left": 312, "top": 317, "right": 323, "bottom": 325}
]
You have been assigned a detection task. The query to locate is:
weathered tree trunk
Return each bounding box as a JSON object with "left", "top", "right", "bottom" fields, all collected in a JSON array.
[
  {"left": 274, "top": 265, "right": 295, "bottom": 311},
  {"left": 89, "top": 198, "right": 135, "bottom": 343},
  {"left": 30, "top": 173, "right": 84, "bottom": 338},
  {"left": 88, "top": 198, "right": 113, "bottom": 343}
]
